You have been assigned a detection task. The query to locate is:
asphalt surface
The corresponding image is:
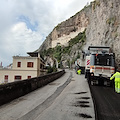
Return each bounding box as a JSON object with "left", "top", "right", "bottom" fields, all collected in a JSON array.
[
  {"left": 90, "top": 85, "right": 120, "bottom": 120},
  {"left": 0, "top": 70, "right": 72, "bottom": 120},
  {"left": 0, "top": 70, "right": 95, "bottom": 120},
  {"left": 34, "top": 71, "right": 95, "bottom": 120}
]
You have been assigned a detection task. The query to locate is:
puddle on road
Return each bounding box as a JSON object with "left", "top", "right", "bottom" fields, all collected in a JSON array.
[
  {"left": 77, "top": 101, "right": 89, "bottom": 104},
  {"left": 72, "top": 104, "right": 90, "bottom": 107},
  {"left": 80, "top": 104, "right": 90, "bottom": 107},
  {"left": 72, "top": 100, "right": 90, "bottom": 108},
  {"left": 74, "top": 92, "right": 87, "bottom": 94},
  {"left": 79, "top": 97, "right": 90, "bottom": 99},
  {"left": 75, "top": 113, "right": 92, "bottom": 118}
]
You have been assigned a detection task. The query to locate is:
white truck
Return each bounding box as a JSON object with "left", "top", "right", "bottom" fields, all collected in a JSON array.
[{"left": 85, "top": 46, "right": 115, "bottom": 86}]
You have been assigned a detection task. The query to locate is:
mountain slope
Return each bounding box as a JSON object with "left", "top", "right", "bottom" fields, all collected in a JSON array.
[{"left": 38, "top": 0, "right": 120, "bottom": 66}]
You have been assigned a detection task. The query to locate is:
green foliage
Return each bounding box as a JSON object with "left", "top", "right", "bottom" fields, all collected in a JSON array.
[
  {"left": 40, "top": 48, "right": 54, "bottom": 58},
  {"left": 47, "top": 66, "right": 57, "bottom": 73},
  {"left": 62, "top": 46, "right": 71, "bottom": 54},
  {"left": 46, "top": 48, "right": 54, "bottom": 55},
  {"left": 53, "top": 45, "right": 62, "bottom": 62},
  {"left": 41, "top": 30, "right": 86, "bottom": 67},
  {"left": 41, "top": 45, "right": 62, "bottom": 62},
  {"left": 61, "top": 30, "right": 86, "bottom": 56},
  {"left": 67, "top": 59, "right": 70, "bottom": 68},
  {"left": 54, "top": 52, "right": 61, "bottom": 62},
  {"left": 76, "top": 52, "right": 80, "bottom": 59},
  {"left": 68, "top": 30, "right": 86, "bottom": 47}
]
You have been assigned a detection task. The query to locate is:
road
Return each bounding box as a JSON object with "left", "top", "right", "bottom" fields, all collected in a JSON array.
[
  {"left": 0, "top": 70, "right": 95, "bottom": 120},
  {"left": 90, "top": 85, "right": 120, "bottom": 120},
  {"left": 34, "top": 71, "right": 95, "bottom": 120}
]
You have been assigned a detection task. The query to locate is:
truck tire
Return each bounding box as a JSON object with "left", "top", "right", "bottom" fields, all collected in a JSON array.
[{"left": 87, "top": 73, "right": 91, "bottom": 85}]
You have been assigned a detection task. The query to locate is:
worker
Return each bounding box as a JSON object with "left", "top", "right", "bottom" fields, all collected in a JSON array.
[
  {"left": 77, "top": 69, "right": 81, "bottom": 75},
  {"left": 110, "top": 68, "right": 120, "bottom": 93}
]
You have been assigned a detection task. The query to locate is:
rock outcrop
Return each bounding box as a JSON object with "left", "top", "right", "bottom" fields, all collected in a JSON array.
[
  {"left": 85, "top": 0, "right": 120, "bottom": 65},
  {"left": 38, "top": 0, "right": 120, "bottom": 66}
]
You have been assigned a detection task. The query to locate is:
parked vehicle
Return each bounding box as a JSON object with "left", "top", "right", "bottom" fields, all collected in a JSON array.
[{"left": 85, "top": 46, "right": 115, "bottom": 86}]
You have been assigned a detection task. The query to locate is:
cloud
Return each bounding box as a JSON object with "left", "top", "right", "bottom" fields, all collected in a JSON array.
[
  {"left": 0, "top": 22, "right": 43, "bottom": 67},
  {"left": 0, "top": 0, "right": 94, "bottom": 67}
]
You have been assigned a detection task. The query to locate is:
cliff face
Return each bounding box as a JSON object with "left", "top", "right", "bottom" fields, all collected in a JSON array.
[
  {"left": 85, "top": 0, "right": 120, "bottom": 65},
  {"left": 38, "top": 8, "right": 89, "bottom": 51},
  {"left": 38, "top": 0, "right": 120, "bottom": 65}
]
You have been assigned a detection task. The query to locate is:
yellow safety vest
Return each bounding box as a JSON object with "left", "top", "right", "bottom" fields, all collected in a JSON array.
[
  {"left": 110, "top": 72, "right": 120, "bottom": 82},
  {"left": 77, "top": 69, "right": 81, "bottom": 74}
]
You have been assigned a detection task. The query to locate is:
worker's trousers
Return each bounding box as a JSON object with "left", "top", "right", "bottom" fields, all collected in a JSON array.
[
  {"left": 115, "top": 81, "right": 120, "bottom": 93},
  {"left": 78, "top": 72, "right": 81, "bottom": 75}
]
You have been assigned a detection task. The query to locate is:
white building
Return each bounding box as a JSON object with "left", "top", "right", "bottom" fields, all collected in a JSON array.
[{"left": 0, "top": 52, "right": 45, "bottom": 83}]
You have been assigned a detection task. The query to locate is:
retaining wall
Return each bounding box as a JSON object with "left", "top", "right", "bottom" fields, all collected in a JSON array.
[{"left": 0, "top": 70, "right": 65, "bottom": 106}]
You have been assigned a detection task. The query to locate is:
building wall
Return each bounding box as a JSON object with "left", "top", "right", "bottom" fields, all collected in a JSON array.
[
  {"left": 12, "top": 56, "right": 39, "bottom": 70},
  {"left": 0, "top": 69, "right": 37, "bottom": 83},
  {"left": 0, "top": 55, "right": 45, "bottom": 84}
]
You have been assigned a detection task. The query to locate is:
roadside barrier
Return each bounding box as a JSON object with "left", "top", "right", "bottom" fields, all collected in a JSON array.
[{"left": 0, "top": 70, "right": 65, "bottom": 106}]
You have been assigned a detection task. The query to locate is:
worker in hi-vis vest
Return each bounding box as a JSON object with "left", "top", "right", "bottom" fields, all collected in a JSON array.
[
  {"left": 110, "top": 68, "right": 120, "bottom": 93},
  {"left": 77, "top": 69, "right": 81, "bottom": 75}
]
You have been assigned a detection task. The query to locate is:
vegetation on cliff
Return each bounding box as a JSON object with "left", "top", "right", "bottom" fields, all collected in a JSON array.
[
  {"left": 41, "top": 30, "right": 86, "bottom": 67},
  {"left": 39, "top": 0, "right": 120, "bottom": 68}
]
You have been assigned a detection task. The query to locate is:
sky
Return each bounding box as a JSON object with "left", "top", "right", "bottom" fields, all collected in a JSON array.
[{"left": 0, "top": 0, "right": 94, "bottom": 67}]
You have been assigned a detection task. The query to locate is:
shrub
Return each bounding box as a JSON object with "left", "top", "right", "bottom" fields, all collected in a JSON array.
[{"left": 47, "top": 66, "right": 57, "bottom": 73}]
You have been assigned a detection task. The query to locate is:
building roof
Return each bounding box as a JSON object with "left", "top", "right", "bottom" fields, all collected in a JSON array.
[{"left": 27, "top": 52, "right": 39, "bottom": 57}]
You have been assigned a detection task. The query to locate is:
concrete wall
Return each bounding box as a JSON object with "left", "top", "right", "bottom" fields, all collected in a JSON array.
[{"left": 0, "top": 70, "right": 65, "bottom": 106}]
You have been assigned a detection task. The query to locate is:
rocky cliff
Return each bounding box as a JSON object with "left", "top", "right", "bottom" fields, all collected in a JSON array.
[
  {"left": 85, "top": 0, "right": 120, "bottom": 65},
  {"left": 38, "top": 0, "right": 120, "bottom": 66}
]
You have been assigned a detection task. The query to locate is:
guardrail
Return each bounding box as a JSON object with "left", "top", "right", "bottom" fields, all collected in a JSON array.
[{"left": 0, "top": 70, "right": 65, "bottom": 106}]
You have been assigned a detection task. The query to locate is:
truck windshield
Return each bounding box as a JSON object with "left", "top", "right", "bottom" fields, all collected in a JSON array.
[{"left": 91, "top": 54, "right": 114, "bottom": 66}]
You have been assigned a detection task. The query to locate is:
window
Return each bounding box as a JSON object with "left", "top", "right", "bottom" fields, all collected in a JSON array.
[
  {"left": 94, "top": 54, "right": 112, "bottom": 66},
  {"left": 91, "top": 54, "right": 114, "bottom": 67},
  {"left": 27, "top": 62, "right": 33, "bottom": 67},
  {"left": 4, "top": 75, "right": 8, "bottom": 82},
  {"left": 27, "top": 76, "right": 31, "bottom": 79},
  {"left": 4, "top": 75, "right": 8, "bottom": 80},
  {"left": 17, "top": 62, "right": 21, "bottom": 67},
  {"left": 14, "top": 76, "right": 22, "bottom": 80}
]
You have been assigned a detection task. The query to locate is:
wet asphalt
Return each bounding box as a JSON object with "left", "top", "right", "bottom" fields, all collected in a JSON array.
[{"left": 90, "top": 84, "right": 120, "bottom": 120}]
